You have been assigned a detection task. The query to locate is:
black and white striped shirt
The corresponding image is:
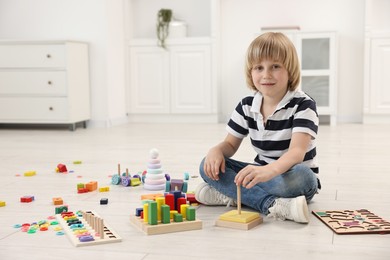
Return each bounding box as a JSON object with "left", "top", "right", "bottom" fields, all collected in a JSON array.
[{"left": 227, "top": 90, "right": 319, "bottom": 173}]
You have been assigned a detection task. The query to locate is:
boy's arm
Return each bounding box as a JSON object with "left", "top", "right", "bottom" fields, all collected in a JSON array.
[{"left": 235, "top": 132, "right": 311, "bottom": 188}]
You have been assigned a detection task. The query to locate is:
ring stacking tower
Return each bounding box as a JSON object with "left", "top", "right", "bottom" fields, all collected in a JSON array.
[{"left": 144, "top": 148, "right": 166, "bottom": 190}]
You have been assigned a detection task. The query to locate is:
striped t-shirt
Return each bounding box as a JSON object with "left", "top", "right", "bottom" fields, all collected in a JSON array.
[{"left": 227, "top": 90, "right": 319, "bottom": 174}]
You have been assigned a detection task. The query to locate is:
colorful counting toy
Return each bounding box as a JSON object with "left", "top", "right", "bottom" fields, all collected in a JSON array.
[
  {"left": 215, "top": 185, "right": 262, "bottom": 230},
  {"left": 130, "top": 190, "right": 202, "bottom": 235},
  {"left": 56, "top": 210, "right": 122, "bottom": 247}
]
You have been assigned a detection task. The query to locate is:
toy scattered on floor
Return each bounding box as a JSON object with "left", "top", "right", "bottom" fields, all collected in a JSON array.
[
  {"left": 24, "top": 171, "right": 36, "bottom": 177},
  {"left": 99, "top": 186, "right": 110, "bottom": 192},
  {"left": 14, "top": 216, "right": 62, "bottom": 235},
  {"left": 312, "top": 209, "right": 390, "bottom": 234},
  {"left": 77, "top": 181, "right": 98, "bottom": 193},
  {"left": 20, "top": 195, "right": 34, "bottom": 203},
  {"left": 73, "top": 160, "right": 82, "bottom": 164},
  {"left": 100, "top": 198, "right": 108, "bottom": 205},
  {"left": 130, "top": 190, "right": 202, "bottom": 235},
  {"left": 165, "top": 172, "right": 190, "bottom": 192},
  {"left": 215, "top": 185, "right": 262, "bottom": 230},
  {"left": 52, "top": 197, "right": 63, "bottom": 205},
  {"left": 111, "top": 164, "right": 142, "bottom": 187},
  {"left": 121, "top": 168, "right": 142, "bottom": 187},
  {"left": 56, "top": 164, "right": 68, "bottom": 173},
  {"left": 143, "top": 148, "right": 168, "bottom": 191},
  {"left": 56, "top": 210, "right": 122, "bottom": 246},
  {"left": 55, "top": 205, "right": 69, "bottom": 214},
  {"left": 111, "top": 163, "right": 123, "bottom": 185},
  {"left": 0, "top": 201, "right": 6, "bottom": 207}
]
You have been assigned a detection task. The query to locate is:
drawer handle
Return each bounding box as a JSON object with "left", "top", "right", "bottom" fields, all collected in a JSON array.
[
  {"left": 46, "top": 54, "right": 51, "bottom": 59},
  {"left": 48, "top": 81, "right": 52, "bottom": 85},
  {"left": 49, "top": 107, "right": 54, "bottom": 111}
]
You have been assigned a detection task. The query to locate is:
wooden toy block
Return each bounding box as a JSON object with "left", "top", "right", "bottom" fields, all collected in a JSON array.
[
  {"left": 130, "top": 215, "right": 202, "bottom": 235},
  {"left": 24, "top": 171, "right": 36, "bottom": 177},
  {"left": 57, "top": 164, "right": 68, "bottom": 173},
  {"left": 52, "top": 197, "right": 63, "bottom": 205},
  {"left": 78, "top": 188, "right": 89, "bottom": 194},
  {"left": 86, "top": 181, "right": 98, "bottom": 191},
  {"left": 20, "top": 196, "right": 34, "bottom": 203},
  {"left": 100, "top": 198, "right": 108, "bottom": 205},
  {"left": 186, "top": 193, "right": 198, "bottom": 204},
  {"left": 215, "top": 185, "right": 262, "bottom": 230},
  {"left": 55, "top": 205, "right": 68, "bottom": 214},
  {"left": 99, "top": 186, "right": 110, "bottom": 192},
  {"left": 56, "top": 210, "right": 122, "bottom": 247},
  {"left": 130, "top": 177, "right": 142, "bottom": 186},
  {"left": 140, "top": 193, "right": 164, "bottom": 200},
  {"left": 0, "top": 201, "right": 6, "bottom": 207},
  {"left": 73, "top": 161, "right": 82, "bottom": 164}
]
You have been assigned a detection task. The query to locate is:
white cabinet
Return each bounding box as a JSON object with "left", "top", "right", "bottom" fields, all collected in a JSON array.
[
  {"left": 260, "top": 31, "right": 337, "bottom": 125},
  {"left": 363, "top": 37, "right": 390, "bottom": 122},
  {"left": 0, "top": 41, "right": 90, "bottom": 130},
  {"left": 295, "top": 32, "right": 337, "bottom": 125},
  {"left": 125, "top": 0, "right": 218, "bottom": 122},
  {"left": 129, "top": 42, "right": 211, "bottom": 115}
]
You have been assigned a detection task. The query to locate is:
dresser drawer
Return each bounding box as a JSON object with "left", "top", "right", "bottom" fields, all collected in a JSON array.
[
  {"left": 0, "top": 71, "right": 67, "bottom": 96},
  {"left": 0, "top": 44, "right": 66, "bottom": 68},
  {"left": 0, "top": 97, "right": 68, "bottom": 121}
]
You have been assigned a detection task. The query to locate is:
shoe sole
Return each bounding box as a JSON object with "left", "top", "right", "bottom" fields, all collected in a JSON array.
[{"left": 293, "top": 196, "right": 310, "bottom": 223}]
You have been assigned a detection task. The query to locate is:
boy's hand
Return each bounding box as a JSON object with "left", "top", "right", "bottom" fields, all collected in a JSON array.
[{"left": 203, "top": 148, "right": 225, "bottom": 181}]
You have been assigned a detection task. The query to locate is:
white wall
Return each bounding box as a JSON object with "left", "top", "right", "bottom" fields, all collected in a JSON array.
[
  {"left": 0, "top": 0, "right": 366, "bottom": 126},
  {"left": 219, "top": 0, "right": 365, "bottom": 123},
  {"left": 0, "top": 0, "right": 127, "bottom": 127}
]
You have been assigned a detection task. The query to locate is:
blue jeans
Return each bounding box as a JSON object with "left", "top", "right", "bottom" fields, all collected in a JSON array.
[{"left": 199, "top": 157, "right": 319, "bottom": 215}]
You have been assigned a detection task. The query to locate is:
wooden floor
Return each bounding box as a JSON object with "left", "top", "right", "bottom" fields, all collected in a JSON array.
[{"left": 0, "top": 122, "right": 390, "bottom": 260}]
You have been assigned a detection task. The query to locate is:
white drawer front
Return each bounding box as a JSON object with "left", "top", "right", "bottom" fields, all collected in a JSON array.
[
  {"left": 0, "top": 97, "right": 68, "bottom": 121},
  {"left": 0, "top": 71, "right": 67, "bottom": 96},
  {"left": 0, "top": 45, "right": 66, "bottom": 68}
]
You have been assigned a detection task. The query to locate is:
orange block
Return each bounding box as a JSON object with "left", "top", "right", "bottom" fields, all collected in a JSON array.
[
  {"left": 141, "top": 193, "right": 164, "bottom": 201},
  {"left": 86, "top": 181, "right": 98, "bottom": 191},
  {"left": 52, "top": 197, "right": 63, "bottom": 205}
]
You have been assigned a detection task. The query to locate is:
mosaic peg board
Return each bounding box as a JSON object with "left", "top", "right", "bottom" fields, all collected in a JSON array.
[{"left": 312, "top": 209, "right": 390, "bottom": 235}]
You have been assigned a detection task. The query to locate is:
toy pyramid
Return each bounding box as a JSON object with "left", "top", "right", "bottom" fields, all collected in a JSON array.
[{"left": 144, "top": 148, "right": 166, "bottom": 190}]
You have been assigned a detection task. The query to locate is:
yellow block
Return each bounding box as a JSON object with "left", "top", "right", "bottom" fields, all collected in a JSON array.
[
  {"left": 24, "top": 171, "right": 36, "bottom": 177},
  {"left": 218, "top": 210, "right": 260, "bottom": 223}
]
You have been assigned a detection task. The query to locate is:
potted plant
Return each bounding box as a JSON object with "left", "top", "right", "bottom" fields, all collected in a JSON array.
[{"left": 156, "top": 9, "right": 172, "bottom": 49}]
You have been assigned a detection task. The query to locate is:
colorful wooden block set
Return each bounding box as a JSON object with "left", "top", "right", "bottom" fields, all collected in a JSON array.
[
  {"left": 130, "top": 191, "right": 202, "bottom": 235},
  {"left": 56, "top": 210, "right": 122, "bottom": 246}
]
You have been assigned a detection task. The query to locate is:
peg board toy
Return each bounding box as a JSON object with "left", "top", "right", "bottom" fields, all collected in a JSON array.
[
  {"left": 130, "top": 215, "right": 202, "bottom": 235},
  {"left": 56, "top": 210, "right": 122, "bottom": 246},
  {"left": 312, "top": 209, "right": 390, "bottom": 235}
]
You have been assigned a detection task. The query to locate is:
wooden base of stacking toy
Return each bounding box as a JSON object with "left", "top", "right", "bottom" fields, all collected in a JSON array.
[
  {"left": 56, "top": 210, "right": 122, "bottom": 247},
  {"left": 130, "top": 215, "right": 202, "bottom": 235},
  {"left": 215, "top": 185, "right": 262, "bottom": 230},
  {"left": 215, "top": 210, "right": 262, "bottom": 230}
]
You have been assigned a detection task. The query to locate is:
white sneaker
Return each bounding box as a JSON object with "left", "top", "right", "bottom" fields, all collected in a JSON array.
[
  {"left": 268, "top": 195, "right": 309, "bottom": 223},
  {"left": 195, "top": 182, "right": 236, "bottom": 207}
]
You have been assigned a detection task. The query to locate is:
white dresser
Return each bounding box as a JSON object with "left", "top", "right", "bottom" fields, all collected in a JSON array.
[{"left": 0, "top": 41, "right": 90, "bottom": 130}]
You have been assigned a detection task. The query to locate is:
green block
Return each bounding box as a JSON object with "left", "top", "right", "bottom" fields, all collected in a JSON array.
[
  {"left": 161, "top": 204, "right": 171, "bottom": 224},
  {"left": 77, "top": 183, "right": 85, "bottom": 189},
  {"left": 148, "top": 201, "right": 158, "bottom": 225},
  {"left": 186, "top": 206, "right": 196, "bottom": 221},
  {"left": 173, "top": 213, "right": 183, "bottom": 222}
]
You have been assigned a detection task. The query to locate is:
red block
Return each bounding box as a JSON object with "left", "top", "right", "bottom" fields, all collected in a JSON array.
[
  {"left": 165, "top": 193, "right": 175, "bottom": 210},
  {"left": 57, "top": 164, "right": 67, "bottom": 173},
  {"left": 20, "top": 196, "right": 34, "bottom": 203},
  {"left": 177, "top": 197, "right": 187, "bottom": 213},
  {"left": 186, "top": 193, "right": 198, "bottom": 204}
]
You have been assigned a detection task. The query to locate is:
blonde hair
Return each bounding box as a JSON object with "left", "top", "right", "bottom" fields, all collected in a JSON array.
[{"left": 245, "top": 32, "right": 300, "bottom": 91}]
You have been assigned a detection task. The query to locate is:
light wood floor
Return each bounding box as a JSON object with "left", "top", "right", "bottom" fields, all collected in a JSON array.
[{"left": 0, "top": 123, "right": 390, "bottom": 260}]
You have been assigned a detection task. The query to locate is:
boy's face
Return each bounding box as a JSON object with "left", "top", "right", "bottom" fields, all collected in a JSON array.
[{"left": 251, "top": 59, "right": 289, "bottom": 101}]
